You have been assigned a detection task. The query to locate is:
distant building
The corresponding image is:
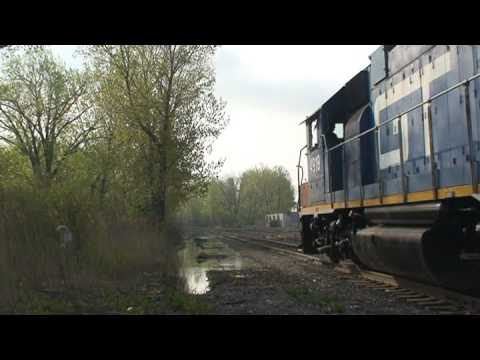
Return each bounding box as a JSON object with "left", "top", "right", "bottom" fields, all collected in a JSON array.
[{"left": 265, "top": 212, "right": 299, "bottom": 228}]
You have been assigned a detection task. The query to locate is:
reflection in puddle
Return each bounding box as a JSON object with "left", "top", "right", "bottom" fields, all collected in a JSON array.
[
  {"left": 181, "top": 266, "right": 210, "bottom": 295},
  {"left": 178, "top": 236, "right": 243, "bottom": 295}
]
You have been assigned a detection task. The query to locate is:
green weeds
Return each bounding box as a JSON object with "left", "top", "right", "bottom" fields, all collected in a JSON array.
[{"left": 286, "top": 286, "right": 346, "bottom": 314}]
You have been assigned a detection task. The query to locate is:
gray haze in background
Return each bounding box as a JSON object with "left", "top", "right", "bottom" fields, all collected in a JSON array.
[{"left": 50, "top": 45, "right": 379, "bottom": 191}]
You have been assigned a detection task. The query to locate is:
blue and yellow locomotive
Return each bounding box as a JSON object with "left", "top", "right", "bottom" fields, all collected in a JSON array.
[{"left": 297, "top": 45, "right": 480, "bottom": 292}]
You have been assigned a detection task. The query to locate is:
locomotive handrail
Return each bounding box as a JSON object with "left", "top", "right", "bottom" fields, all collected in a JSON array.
[
  {"left": 326, "top": 71, "right": 480, "bottom": 152},
  {"left": 297, "top": 145, "right": 307, "bottom": 186},
  {"left": 300, "top": 70, "right": 480, "bottom": 211},
  {"left": 296, "top": 145, "right": 307, "bottom": 211},
  {"left": 320, "top": 134, "right": 328, "bottom": 152}
]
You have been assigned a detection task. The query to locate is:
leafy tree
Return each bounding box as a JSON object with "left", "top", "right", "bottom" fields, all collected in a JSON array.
[
  {"left": 238, "top": 165, "right": 295, "bottom": 225},
  {"left": 0, "top": 145, "right": 32, "bottom": 189},
  {"left": 0, "top": 46, "right": 96, "bottom": 186},
  {"left": 206, "top": 177, "right": 240, "bottom": 226},
  {"left": 85, "top": 45, "right": 228, "bottom": 222},
  {"left": 183, "top": 166, "right": 295, "bottom": 227},
  {"left": 0, "top": 45, "right": 232, "bottom": 307}
]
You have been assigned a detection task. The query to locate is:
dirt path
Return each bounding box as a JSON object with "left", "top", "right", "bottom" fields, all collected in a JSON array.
[{"left": 201, "top": 233, "right": 437, "bottom": 315}]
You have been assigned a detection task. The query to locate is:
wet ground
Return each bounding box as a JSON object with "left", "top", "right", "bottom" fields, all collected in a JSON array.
[
  {"left": 177, "top": 236, "right": 253, "bottom": 294},
  {"left": 12, "top": 231, "right": 446, "bottom": 314},
  {"left": 178, "top": 231, "right": 438, "bottom": 315}
]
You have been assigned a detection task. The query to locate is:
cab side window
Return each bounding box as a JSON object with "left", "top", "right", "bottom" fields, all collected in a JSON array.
[
  {"left": 311, "top": 119, "right": 319, "bottom": 149},
  {"left": 334, "top": 123, "right": 344, "bottom": 140}
]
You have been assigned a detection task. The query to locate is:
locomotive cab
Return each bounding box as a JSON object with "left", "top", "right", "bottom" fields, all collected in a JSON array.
[{"left": 299, "top": 69, "right": 373, "bottom": 211}]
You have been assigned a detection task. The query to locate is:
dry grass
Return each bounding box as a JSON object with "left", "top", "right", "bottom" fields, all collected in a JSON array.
[{"left": 0, "top": 185, "right": 185, "bottom": 313}]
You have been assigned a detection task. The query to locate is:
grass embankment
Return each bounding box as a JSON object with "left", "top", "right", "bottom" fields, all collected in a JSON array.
[
  {"left": 0, "top": 185, "right": 211, "bottom": 314},
  {"left": 12, "top": 279, "right": 212, "bottom": 315}
]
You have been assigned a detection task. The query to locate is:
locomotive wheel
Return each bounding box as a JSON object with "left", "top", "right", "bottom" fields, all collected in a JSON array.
[
  {"left": 301, "top": 216, "right": 316, "bottom": 254},
  {"left": 326, "top": 246, "right": 340, "bottom": 263}
]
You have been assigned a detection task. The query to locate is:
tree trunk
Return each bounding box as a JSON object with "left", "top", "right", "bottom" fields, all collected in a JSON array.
[{"left": 149, "top": 141, "right": 168, "bottom": 224}]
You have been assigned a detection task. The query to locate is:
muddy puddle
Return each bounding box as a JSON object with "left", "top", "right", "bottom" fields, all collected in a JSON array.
[{"left": 178, "top": 235, "right": 250, "bottom": 295}]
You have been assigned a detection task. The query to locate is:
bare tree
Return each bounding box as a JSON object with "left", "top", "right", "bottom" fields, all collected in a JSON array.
[{"left": 0, "top": 46, "right": 96, "bottom": 185}]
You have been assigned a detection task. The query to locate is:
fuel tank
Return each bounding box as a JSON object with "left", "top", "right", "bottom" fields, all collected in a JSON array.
[
  {"left": 352, "top": 203, "right": 480, "bottom": 291},
  {"left": 364, "top": 202, "right": 442, "bottom": 225}
]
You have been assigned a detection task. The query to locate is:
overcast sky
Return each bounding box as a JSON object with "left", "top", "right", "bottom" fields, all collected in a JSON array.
[{"left": 50, "top": 45, "right": 379, "bottom": 187}]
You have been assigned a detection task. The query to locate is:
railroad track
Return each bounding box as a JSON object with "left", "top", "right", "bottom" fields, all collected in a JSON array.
[
  {"left": 223, "top": 226, "right": 300, "bottom": 235},
  {"left": 214, "top": 229, "right": 480, "bottom": 315},
  {"left": 216, "top": 231, "right": 325, "bottom": 263},
  {"left": 221, "top": 227, "right": 300, "bottom": 241}
]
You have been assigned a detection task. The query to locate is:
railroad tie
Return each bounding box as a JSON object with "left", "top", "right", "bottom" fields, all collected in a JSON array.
[
  {"left": 414, "top": 299, "right": 449, "bottom": 306},
  {"left": 362, "top": 282, "right": 383, "bottom": 287},
  {"left": 335, "top": 267, "right": 354, "bottom": 274},
  {"left": 405, "top": 296, "right": 437, "bottom": 303},
  {"left": 436, "top": 311, "right": 461, "bottom": 315},
  {"left": 426, "top": 305, "right": 458, "bottom": 312},
  {"left": 361, "top": 283, "right": 384, "bottom": 289},
  {"left": 394, "top": 293, "right": 417, "bottom": 298},
  {"left": 363, "top": 283, "right": 391, "bottom": 290},
  {"left": 351, "top": 281, "right": 379, "bottom": 286},
  {"left": 373, "top": 282, "right": 396, "bottom": 288},
  {"left": 349, "top": 281, "right": 370, "bottom": 286},
  {"left": 397, "top": 293, "right": 428, "bottom": 300},
  {"left": 385, "top": 288, "right": 414, "bottom": 294}
]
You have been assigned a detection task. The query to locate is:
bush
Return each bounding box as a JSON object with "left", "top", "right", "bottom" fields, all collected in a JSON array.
[{"left": 0, "top": 181, "right": 183, "bottom": 312}]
